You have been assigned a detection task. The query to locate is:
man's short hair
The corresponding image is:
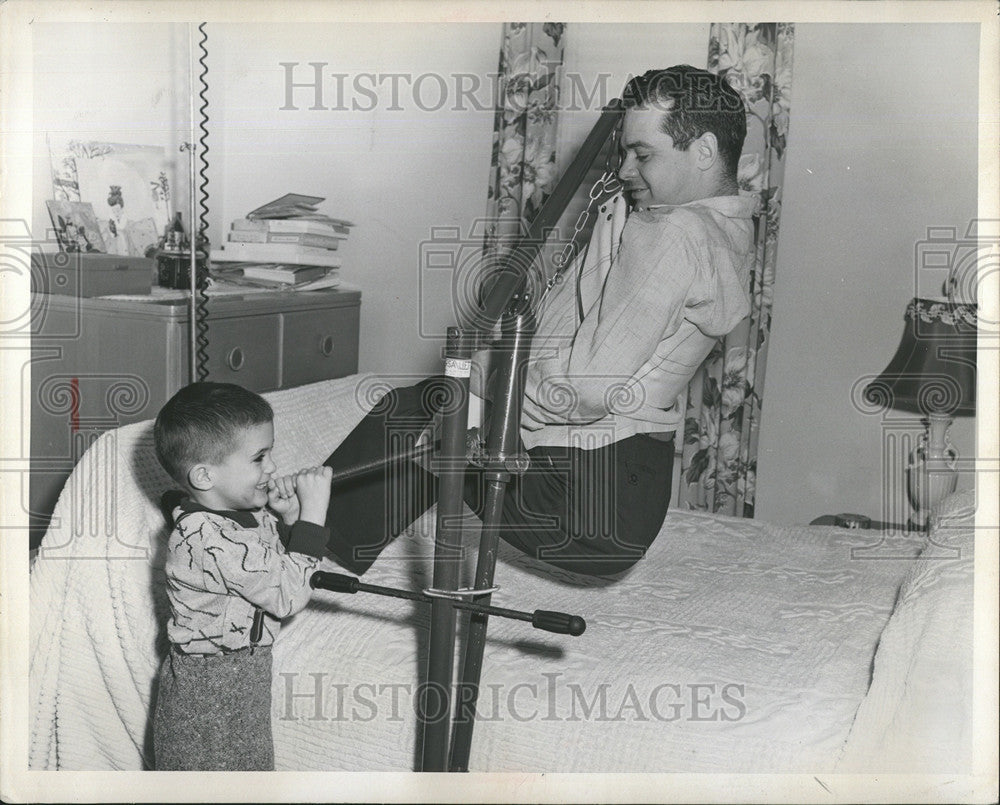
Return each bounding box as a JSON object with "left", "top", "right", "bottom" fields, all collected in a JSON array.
[
  {"left": 154, "top": 382, "right": 273, "bottom": 484},
  {"left": 622, "top": 65, "right": 747, "bottom": 177}
]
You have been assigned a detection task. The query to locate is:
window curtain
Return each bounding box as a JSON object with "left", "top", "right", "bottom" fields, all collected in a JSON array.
[
  {"left": 678, "top": 23, "right": 795, "bottom": 516},
  {"left": 485, "top": 22, "right": 566, "bottom": 243}
]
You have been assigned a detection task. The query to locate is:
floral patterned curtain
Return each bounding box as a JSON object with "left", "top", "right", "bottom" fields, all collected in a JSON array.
[
  {"left": 485, "top": 23, "right": 566, "bottom": 242},
  {"left": 678, "top": 23, "right": 795, "bottom": 516}
]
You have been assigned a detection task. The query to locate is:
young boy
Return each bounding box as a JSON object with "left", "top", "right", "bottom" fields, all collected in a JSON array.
[{"left": 151, "top": 381, "right": 332, "bottom": 771}]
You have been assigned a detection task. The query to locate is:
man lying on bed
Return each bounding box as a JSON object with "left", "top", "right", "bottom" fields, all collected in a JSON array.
[{"left": 324, "top": 65, "right": 755, "bottom": 577}]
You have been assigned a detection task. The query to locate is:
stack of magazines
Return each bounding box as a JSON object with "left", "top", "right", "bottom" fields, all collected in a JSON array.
[{"left": 210, "top": 194, "right": 354, "bottom": 290}]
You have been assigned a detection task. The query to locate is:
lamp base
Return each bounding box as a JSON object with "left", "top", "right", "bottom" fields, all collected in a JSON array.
[{"left": 907, "top": 412, "right": 959, "bottom": 529}]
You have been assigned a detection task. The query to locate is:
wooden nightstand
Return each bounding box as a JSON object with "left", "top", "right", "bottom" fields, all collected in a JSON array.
[{"left": 27, "top": 287, "right": 361, "bottom": 546}]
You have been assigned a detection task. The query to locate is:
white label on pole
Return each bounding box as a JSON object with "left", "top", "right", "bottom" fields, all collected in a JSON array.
[
  {"left": 445, "top": 358, "right": 472, "bottom": 378},
  {"left": 467, "top": 392, "right": 483, "bottom": 428}
]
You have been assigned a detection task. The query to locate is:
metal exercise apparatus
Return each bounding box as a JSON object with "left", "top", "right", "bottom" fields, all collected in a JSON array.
[{"left": 311, "top": 100, "right": 626, "bottom": 772}]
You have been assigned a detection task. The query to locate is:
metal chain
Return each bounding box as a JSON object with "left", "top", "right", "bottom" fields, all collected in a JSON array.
[{"left": 540, "top": 170, "right": 622, "bottom": 306}]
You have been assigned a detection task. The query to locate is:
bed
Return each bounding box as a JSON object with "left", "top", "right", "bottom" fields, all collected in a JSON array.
[{"left": 28, "top": 374, "right": 976, "bottom": 773}]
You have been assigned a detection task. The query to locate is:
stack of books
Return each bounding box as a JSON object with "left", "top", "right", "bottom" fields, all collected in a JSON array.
[{"left": 210, "top": 194, "right": 354, "bottom": 290}]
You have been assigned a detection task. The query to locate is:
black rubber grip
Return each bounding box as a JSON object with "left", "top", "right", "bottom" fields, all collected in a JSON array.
[
  {"left": 531, "top": 610, "right": 586, "bottom": 636},
  {"left": 310, "top": 571, "right": 360, "bottom": 594}
]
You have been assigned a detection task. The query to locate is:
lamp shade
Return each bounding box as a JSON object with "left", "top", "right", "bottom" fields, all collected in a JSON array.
[{"left": 864, "top": 298, "right": 977, "bottom": 415}]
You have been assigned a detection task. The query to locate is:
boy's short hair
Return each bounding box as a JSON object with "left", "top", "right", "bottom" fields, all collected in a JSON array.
[
  {"left": 622, "top": 65, "right": 747, "bottom": 178},
  {"left": 154, "top": 382, "right": 273, "bottom": 485}
]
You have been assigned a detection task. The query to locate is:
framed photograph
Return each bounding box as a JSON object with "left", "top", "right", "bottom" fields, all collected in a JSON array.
[
  {"left": 47, "top": 138, "right": 171, "bottom": 256},
  {"left": 45, "top": 199, "right": 107, "bottom": 253}
]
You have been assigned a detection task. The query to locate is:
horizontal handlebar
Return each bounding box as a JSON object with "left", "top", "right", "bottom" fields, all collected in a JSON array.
[{"left": 310, "top": 571, "right": 585, "bottom": 637}]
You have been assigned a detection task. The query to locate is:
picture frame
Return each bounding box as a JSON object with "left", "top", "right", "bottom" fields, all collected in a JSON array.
[
  {"left": 45, "top": 199, "right": 107, "bottom": 253},
  {"left": 47, "top": 138, "right": 171, "bottom": 257}
]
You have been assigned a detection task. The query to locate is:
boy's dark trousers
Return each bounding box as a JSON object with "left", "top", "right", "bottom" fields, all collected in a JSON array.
[
  {"left": 153, "top": 645, "right": 273, "bottom": 771},
  {"left": 324, "top": 377, "right": 674, "bottom": 578}
]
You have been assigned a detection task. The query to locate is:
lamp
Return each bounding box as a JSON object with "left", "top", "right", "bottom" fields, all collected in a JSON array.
[{"left": 864, "top": 298, "right": 977, "bottom": 528}]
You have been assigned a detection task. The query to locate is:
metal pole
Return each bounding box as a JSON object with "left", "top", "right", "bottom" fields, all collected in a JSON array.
[
  {"left": 449, "top": 302, "right": 533, "bottom": 771},
  {"left": 418, "top": 101, "right": 620, "bottom": 770},
  {"left": 186, "top": 23, "right": 199, "bottom": 386},
  {"left": 329, "top": 441, "right": 437, "bottom": 487},
  {"left": 419, "top": 327, "right": 472, "bottom": 771}
]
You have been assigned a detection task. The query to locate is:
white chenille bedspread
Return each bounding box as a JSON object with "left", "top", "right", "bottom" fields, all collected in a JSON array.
[{"left": 28, "top": 375, "right": 975, "bottom": 772}]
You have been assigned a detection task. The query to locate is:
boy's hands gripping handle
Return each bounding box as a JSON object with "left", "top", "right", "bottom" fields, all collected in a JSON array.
[
  {"left": 293, "top": 466, "right": 333, "bottom": 526},
  {"left": 310, "top": 571, "right": 586, "bottom": 636}
]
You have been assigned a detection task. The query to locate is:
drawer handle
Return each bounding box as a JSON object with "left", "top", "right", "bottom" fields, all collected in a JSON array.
[
  {"left": 319, "top": 335, "right": 335, "bottom": 357},
  {"left": 227, "top": 347, "right": 245, "bottom": 371}
]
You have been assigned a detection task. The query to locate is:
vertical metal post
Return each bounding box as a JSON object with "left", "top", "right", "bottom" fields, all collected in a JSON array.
[
  {"left": 186, "top": 24, "right": 199, "bottom": 386},
  {"left": 449, "top": 302, "right": 533, "bottom": 771},
  {"left": 419, "top": 327, "right": 472, "bottom": 771},
  {"left": 418, "top": 100, "right": 620, "bottom": 771}
]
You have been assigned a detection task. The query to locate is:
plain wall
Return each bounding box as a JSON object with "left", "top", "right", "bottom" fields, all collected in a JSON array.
[
  {"left": 753, "top": 23, "right": 980, "bottom": 525},
  {"left": 206, "top": 23, "right": 500, "bottom": 376}
]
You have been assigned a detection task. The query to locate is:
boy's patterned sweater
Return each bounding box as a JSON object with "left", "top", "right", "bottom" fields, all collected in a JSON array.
[{"left": 163, "top": 494, "right": 326, "bottom": 655}]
